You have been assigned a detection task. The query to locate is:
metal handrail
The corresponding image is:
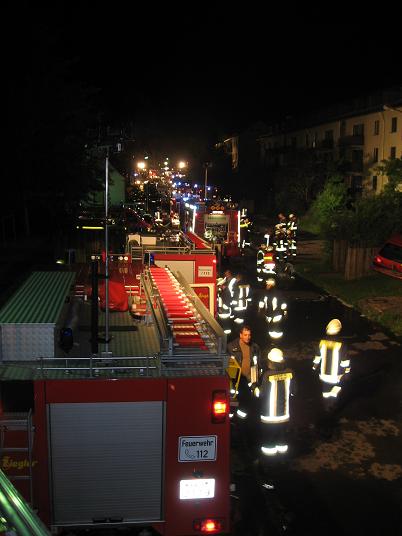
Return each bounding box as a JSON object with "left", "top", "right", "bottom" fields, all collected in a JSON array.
[
  {"left": 37, "top": 355, "right": 159, "bottom": 378},
  {"left": 175, "top": 270, "right": 226, "bottom": 349},
  {"left": 0, "top": 469, "right": 50, "bottom": 535},
  {"left": 141, "top": 270, "right": 173, "bottom": 354}
]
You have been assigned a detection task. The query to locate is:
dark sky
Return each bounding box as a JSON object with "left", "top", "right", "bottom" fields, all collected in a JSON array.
[{"left": 9, "top": 4, "right": 402, "bottom": 156}]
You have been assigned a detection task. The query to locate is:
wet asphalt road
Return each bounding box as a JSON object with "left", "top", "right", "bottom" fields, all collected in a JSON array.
[{"left": 225, "top": 251, "right": 402, "bottom": 536}]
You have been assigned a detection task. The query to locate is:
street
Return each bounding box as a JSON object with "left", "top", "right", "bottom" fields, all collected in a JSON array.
[{"left": 226, "top": 247, "right": 402, "bottom": 535}]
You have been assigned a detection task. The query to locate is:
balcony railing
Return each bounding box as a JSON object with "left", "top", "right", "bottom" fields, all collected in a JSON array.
[{"left": 338, "top": 135, "right": 364, "bottom": 146}]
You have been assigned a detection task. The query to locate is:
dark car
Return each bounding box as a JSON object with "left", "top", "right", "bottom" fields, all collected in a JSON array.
[{"left": 372, "top": 234, "right": 402, "bottom": 279}]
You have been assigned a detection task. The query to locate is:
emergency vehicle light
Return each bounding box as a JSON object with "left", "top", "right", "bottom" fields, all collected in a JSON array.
[
  {"left": 193, "top": 518, "right": 223, "bottom": 533},
  {"left": 212, "top": 390, "right": 227, "bottom": 423}
]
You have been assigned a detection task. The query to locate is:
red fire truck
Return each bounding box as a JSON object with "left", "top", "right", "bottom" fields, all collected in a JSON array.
[
  {"left": 183, "top": 201, "right": 241, "bottom": 259},
  {"left": 0, "top": 259, "right": 230, "bottom": 534}
]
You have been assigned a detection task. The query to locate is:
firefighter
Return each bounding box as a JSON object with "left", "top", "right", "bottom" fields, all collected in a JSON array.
[
  {"left": 240, "top": 210, "right": 252, "bottom": 249},
  {"left": 258, "top": 278, "right": 287, "bottom": 341},
  {"left": 255, "top": 347, "right": 293, "bottom": 456},
  {"left": 256, "top": 244, "right": 266, "bottom": 283},
  {"left": 227, "top": 325, "right": 262, "bottom": 421},
  {"left": 232, "top": 279, "right": 252, "bottom": 326},
  {"left": 273, "top": 214, "right": 288, "bottom": 263},
  {"left": 261, "top": 245, "right": 276, "bottom": 281},
  {"left": 312, "top": 319, "right": 351, "bottom": 411},
  {"left": 287, "top": 213, "right": 298, "bottom": 257},
  {"left": 217, "top": 269, "right": 235, "bottom": 335}
]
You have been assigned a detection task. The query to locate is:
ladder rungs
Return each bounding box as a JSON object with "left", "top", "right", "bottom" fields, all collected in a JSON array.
[{"left": 1, "top": 447, "right": 29, "bottom": 452}]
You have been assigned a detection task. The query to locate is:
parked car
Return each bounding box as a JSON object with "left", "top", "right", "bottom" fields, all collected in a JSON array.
[{"left": 372, "top": 234, "right": 402, "bottom": 279}]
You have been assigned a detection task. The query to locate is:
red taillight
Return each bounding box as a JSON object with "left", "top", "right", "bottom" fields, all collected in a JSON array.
[
  {"left": 212, "top": 390, "right": 227, "bottom": 423},
  {"left": 194, "top": 518, "right": 223, "bottom": 533},
  {"left": 374, "top": 256, "right": 383, "bottom": 264}
]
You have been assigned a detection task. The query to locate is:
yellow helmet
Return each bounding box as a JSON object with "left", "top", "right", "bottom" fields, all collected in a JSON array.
[
  {"left": 266, "top": 278, "right": 276, "bottom": 287},
  {"left": 268, "top": 348, "right": 283, "bottom": 363},
  {"left": 326, "top": 318, "right": 342, "bottom": 335}
]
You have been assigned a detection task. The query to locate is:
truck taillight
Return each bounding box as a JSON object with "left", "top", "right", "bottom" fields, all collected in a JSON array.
[
  {"left": 193, "top": 518, "right": 223, "bottom": 533},
  {"left": 212, "top": 390, "right": 227, "bottom": 423}
]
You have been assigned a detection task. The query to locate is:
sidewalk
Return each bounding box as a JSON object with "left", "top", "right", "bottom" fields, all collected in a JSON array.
[{"left": 296, "top": 233, "right": 402, "bottom": 338}]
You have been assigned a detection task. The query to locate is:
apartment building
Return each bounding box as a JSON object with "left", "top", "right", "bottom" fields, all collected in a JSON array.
[{"left": 258, "top": 88, "right": 402, "bottom": 195}]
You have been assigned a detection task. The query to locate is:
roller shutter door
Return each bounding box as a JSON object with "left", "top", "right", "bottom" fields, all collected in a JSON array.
[{"left": 48, "top": 401, "right": 164, "bottom": 525}]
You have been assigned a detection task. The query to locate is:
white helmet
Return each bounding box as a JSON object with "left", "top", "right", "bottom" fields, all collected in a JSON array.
[
  {"left": 326, "top": 318, "right": 342, "bottom": 335},
  {"left": 268, "top": 348, "right": 283, "bottom": 363}
]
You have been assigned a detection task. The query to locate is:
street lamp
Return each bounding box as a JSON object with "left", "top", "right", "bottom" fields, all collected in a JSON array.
[
  {"left": 203, "top": 162, "right": 212, "bottom": 201},
  {"left": 178, "top": 161, "right": 187, "bottom": 170}
]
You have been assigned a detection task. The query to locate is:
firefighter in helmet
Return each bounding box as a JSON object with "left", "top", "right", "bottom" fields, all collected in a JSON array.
[
  {"left": 254, "top": 348, "right": 293, "bottom": 456},
  {"left": 261, "top": 245, "right": 276, "bottom": 281},
  {"left": 256, "top": 244, "right": 266, "bottom": 283},
  {"left": 313, "top": 319, "right": 351, "bottom": 410},
  {"left": 287, "top": 213, "right": 298, "bottom": 257},
  {"left": 232, "top": 273, "right": 252, "bottom": 327},
  {"left": 258, "top": 278, "right": 287, "bottom": 341},
  {"left": 273, "top": 214, "right": 288, "bottom": 263},
  {"left": 240, "top": 209, "right": 252, "bottom": 250},
  {"left": 217, "top": 269, "right": 236, "bottom": 335}
]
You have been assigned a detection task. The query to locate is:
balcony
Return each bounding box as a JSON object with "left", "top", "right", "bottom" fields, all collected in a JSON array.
[
  {"left": 317, "top": 139, "right": 334, "bottom": 150},
  {"left": 338, "top": 135, "right": 364, "bottom": 147},
  {"left": 344, "top": 160, "right": 364, "bottom": 172}
]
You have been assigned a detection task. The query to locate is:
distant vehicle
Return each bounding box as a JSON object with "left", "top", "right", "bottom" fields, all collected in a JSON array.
[{"left": 372, "top": 234, "right": 402, "bottom": 279}]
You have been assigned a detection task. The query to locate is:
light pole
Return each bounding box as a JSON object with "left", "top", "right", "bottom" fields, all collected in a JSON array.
[{"left": 203, "top": 161, "right": 211, "bottom": 201}]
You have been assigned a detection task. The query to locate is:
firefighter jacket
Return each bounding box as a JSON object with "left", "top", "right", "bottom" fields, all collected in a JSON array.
[
  {"left": 227, "top": 338, "right": 263, "bottom": 384},
  {"left": 258, "top": 290, "right": 287, "bottom": 339},
  {"left": 257, "top": 249, "right": 265, "bottom": 281},
  {"left": 258, "top": 362, "right": 293, "bottom": 423},
  {"left": 217, "top": 276, "right": 234, "bottom": 320},
  {"left": 313, "top": 336, "right": 350, "bottom": 398},
  {"left": 233, "top": 284, "right": 252, "bottom": 325}
]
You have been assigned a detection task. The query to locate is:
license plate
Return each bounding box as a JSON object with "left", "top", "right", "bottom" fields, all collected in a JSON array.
[{"left": 179, "top": 478, "right": 215, "bottom": 500}]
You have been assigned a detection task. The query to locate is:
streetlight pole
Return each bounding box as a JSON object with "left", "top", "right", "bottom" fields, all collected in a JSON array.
[
  {"left": 203, "top": 162, "right": 211, "bottom": 201},
  {"left": 105, "top": 148, "right": 110, "bottom": 350}
]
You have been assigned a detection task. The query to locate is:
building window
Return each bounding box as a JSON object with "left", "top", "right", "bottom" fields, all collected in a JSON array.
[
  {"left": 391, "top": 117, "right": 397, "bottom": 133},
  {"left": 374, "top": 120, "right": 380, "bottom": 135},
  {"left": 353, "top": 123, "right": 364, "bottom": 136},
  {"left": 312, "top": 133, "right": 318, "bottom": 148},
  {"left": 340, "top": 120, "right": 346, "bottom": 137},
  {"left": 372, "top": 176, "right": 378, "bottom": 191},
  {"left": 373, "top": 147, "right": 379, "bottom": 163},
  {"left": 325, "top": 129, "right": 334, "bottom": 140},
  {"left": 390, "top": 146, "right": 396, "bottom": 159}
]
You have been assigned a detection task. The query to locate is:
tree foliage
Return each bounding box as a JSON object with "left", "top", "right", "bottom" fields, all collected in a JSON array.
[{"left": 308, "top": 158, "right": 402, "bottom": 246}]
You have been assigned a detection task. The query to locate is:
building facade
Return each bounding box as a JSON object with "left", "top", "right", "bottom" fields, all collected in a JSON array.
[{"left": 258, "top": 88, "right": 402, "bottom": 195}]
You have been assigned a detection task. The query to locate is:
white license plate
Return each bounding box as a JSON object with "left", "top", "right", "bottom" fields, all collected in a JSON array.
[{"left": 179, "top": 478, "right": 215, "bottom": 500}]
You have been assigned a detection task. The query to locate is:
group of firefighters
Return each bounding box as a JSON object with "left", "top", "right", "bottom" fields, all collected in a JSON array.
[
  {"left": 257, "top": 213, "right": 298, "bottom": 284},
  {"left": 226, "top": 319, "right": 350, "bottom": 459},
  {"left": 217, "top": 211, "right": 351, "bottom": 459}
]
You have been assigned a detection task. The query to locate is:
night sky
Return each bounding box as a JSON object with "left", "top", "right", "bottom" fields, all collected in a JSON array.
[{"left": 7, "top": 4, "right": 402, "bottom": 160}]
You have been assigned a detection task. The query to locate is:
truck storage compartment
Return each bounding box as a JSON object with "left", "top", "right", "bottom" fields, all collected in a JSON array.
[{"left": 48, "top": 401, "right": 164, "bottom": 525}]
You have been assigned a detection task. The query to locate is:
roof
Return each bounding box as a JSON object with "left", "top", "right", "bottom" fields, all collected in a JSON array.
[{"left": 0, "top": 272, "right": 76, "bottom": 324}]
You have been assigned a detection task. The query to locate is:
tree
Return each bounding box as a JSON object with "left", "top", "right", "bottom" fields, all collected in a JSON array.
[{"left": 375, "top": 157, "right": 402, "bottom": 193}]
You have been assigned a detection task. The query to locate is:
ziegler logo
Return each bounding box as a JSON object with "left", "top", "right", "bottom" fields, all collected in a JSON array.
[{"left": 2, "top": 456, "right": 38, "bottom": 470}]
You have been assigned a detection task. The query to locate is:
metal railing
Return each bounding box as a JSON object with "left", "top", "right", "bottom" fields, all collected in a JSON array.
[
  {"left": 0, "top": 469, "right": 51, "bottom": 536},
  {"left": 37, "top": 355, "right": 159, "bottom": 378},
  {"left": 141, "top": 270, "right": 173, "bottom": 354},
  {"left": 175, "top": 270, "right": 227, "bottom": 359}
]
